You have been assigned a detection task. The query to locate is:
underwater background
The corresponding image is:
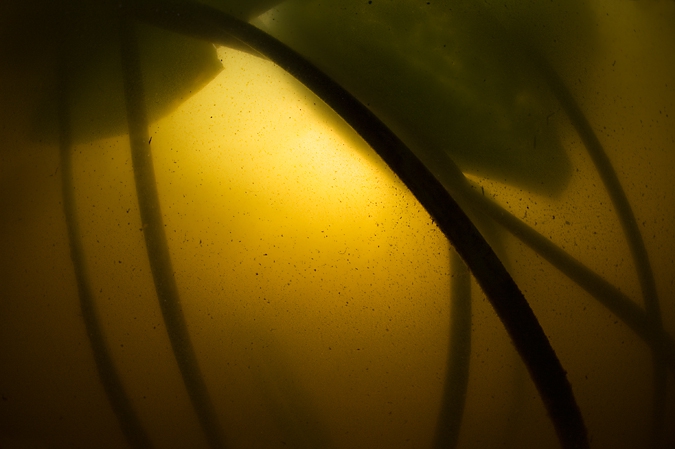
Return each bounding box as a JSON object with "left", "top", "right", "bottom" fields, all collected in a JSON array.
[{"left": 1, "top": 1, "right": 674, "bottom": 448}]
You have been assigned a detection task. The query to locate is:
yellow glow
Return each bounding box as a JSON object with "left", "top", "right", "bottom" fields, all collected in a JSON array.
[
  {"left": 66, "top": 47, "right": 453, "bottom": 448},
  {"left": 2, "top": 4, "right": 674, "bottom": 447}
]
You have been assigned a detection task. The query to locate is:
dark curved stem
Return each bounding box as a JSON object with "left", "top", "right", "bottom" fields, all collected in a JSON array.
[
  {"left": 129, "top": 2, "right": 589, "bottom": 448},
  {"left": 56, "top": 20, "right": 153, "bottom": 449},
  {"left": 117, "top": 11, "right": 227, "bottom": 449}
]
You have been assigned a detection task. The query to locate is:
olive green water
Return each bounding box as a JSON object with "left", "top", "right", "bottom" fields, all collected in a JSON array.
[{"left": 1, "top": 1, "right": 674, "bottom": 448}]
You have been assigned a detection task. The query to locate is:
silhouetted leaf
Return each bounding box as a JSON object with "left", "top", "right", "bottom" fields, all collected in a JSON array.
[
  {"left": 0, "top": 0, "right": 281, "bottom": 143},
  {"left": 258, "top": 0, "right": 597, "bottom": 195}
]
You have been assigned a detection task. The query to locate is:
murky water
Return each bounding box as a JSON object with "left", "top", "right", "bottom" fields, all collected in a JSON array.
[{"left": 1, "top": 1, "right": 674, "bottom": 448}]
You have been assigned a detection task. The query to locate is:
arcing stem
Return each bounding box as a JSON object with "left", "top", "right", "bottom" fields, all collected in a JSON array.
[
  {"left": 457, "top": 179, "right": 675, "bottom": 372},
  {"left": 56, "top": 14, "right": 153, "bottom": 448},
  {"left": 434, "top": 250, "right": 472, "bottom": 449},
  {"left": 117, "top": 10, "right": 227, "bottom": 449},
  {"left": 531, "top": 50, "right": 668, "bottom": 449},
  {"left": 129, "top": 2, "right": 589, "bottom": 448}
]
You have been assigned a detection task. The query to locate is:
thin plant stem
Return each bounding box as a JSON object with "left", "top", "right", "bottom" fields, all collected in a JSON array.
[
  {"left": 434, "top": 250, "right": 472, "bottom": 449},
  {"left": 56, "top": 19, "right": 153, "bottom": 449},
  {"left": 457, "top": 181, "right": 675, "bottom": 372},
  {"left": 393, "top": 107, "right": 675, "bottom": 374},
  {"left": 532, "top": 51, "right": 668, "bottom": 449},
  {"left": 117, "top": 11, "right": 227, "bottom": 449},
  {"left": 129, "top": 2, "right": 590, "bottom": 448},
  {"left": 408, "top": 123, "right": 675, "bottom": 449}
]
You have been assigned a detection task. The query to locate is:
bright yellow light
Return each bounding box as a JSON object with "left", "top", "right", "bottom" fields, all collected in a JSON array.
[{"left": 68, "top": 46, "right": 454, "bottom": 447}]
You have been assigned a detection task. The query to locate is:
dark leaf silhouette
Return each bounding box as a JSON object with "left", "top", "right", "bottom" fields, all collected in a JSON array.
[{"left": 257, "top": 0, "right": 596, "bottom": 195}]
